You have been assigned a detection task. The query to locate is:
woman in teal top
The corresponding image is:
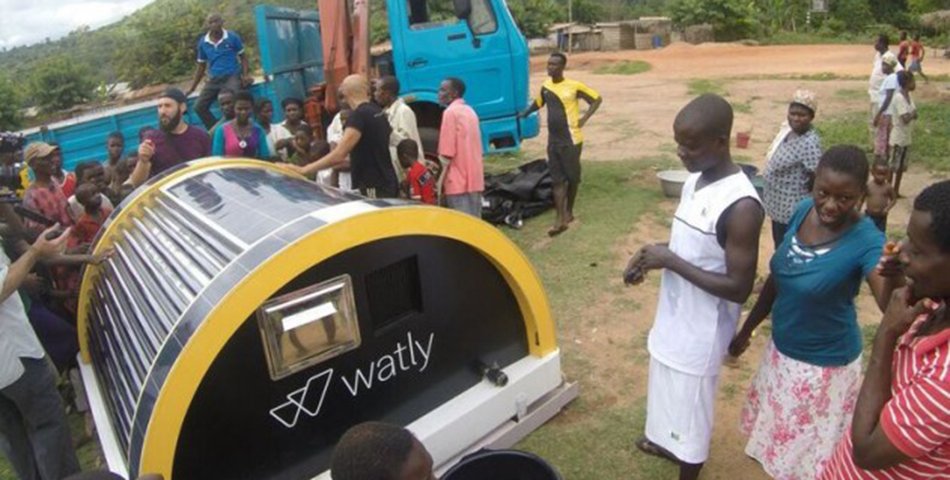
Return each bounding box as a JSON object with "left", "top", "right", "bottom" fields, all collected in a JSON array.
[{"left": 729, "top": 146, "right": 903, "bottom": 480}]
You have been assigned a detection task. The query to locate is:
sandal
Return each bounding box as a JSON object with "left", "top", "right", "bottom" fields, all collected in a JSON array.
[{"left": 635, "top": 436, "right": 679, "bottom": 464}]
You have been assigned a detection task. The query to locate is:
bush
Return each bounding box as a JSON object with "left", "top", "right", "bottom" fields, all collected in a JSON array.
[
  {"left": 0, "top": 76, "right": 23, "bottom": 130},
  {"left": 670, "top": 0, "right": 759, "bottom": 41},
  {"left": 28, "top": 56, "right": 95, "bottom": 113},
  {"left": 830, "top": 0, "right": 876, "bottom": 32},
  {"left": 508, "top": 0, "right": 560, "bottom": 38}
]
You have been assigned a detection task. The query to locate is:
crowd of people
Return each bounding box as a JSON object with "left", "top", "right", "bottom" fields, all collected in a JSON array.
[
  {"left": 0, "top": 13, "right": 948, "bottom": 480},
  {"left": 624, "top": 32, "right": 948, "bottom": 480}
]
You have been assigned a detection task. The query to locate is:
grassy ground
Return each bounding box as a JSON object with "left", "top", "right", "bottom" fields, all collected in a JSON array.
[
  {"left": 818, "top": 101, "right": 950, "bottom": 171},
  {"left": 594, "top": 61, "right": 652, "bottom": 76},
  {"left": 484, "top": 154, "right": 683, "bottom": 478}
]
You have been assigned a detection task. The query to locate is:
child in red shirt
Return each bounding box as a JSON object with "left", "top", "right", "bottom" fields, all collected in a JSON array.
[
  {"left": 72, "top": 183, "right": 113, "bottom": 246},
  {"left": 397, "top": 139, "right": 437, "bottom": 205}
]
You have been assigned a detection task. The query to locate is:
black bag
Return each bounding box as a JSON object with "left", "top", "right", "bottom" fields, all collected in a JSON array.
[{"left": 482, "top": 159, "right": 554, "bottom": 228}]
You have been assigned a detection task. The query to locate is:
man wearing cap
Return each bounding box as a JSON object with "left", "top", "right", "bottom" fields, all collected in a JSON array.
[
  {"left": 22, "top": 142, "right": 73, "bottom": 231},
  {"left": 0, "top": 200, "right": 79, "bottom": 480},
  {"left": 186, "top": 13, "right": 251, "bottom": 130},
  {"left": 129, "top": 88, "right": 211, "bottom": 188}
]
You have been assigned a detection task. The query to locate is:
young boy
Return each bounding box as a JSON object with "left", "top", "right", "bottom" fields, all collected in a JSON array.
[
  {"left": 626, "top": 94, "right": 763, "bottom": 480},
  {"left": 103, "top": 131, "right": 124, "bottom": 186},
  {"left": 288, "top": 125, "right": 331, "bottom": 184},
  {"left": 397, "top": 139, "right": 437, "bottom": 205},
  {"left": 866, "top": 160, "right": 897, "bottom": 233},
  {"left": 908, "top": 33, "right": 929, "bottom": 83},
  {"left": 889, "top": 70, "right": 917, "bottom": 198},
  {"left": 67, "top": 162, "right": 114, "bottom": 222},
  {"left": 331, "top": 422, "right": 436, "bottom": 480},
  {"left": 72, "top": 183, "right": 112, "bottom": 246}
]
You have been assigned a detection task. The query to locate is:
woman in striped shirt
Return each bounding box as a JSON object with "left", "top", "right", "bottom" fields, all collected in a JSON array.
[{"left": 821, "top": 179, "right": 950, "bottom": 479}]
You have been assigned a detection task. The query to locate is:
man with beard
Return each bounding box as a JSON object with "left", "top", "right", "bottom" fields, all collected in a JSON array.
[{"left": 129, "top": 88, "right": 211, "bottom": 187}]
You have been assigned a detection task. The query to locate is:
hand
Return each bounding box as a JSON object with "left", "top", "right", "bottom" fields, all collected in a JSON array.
[
  {"left": 30, "top": 224, "right": 70, "bottom": 260},
  {"left": 639, "top": 244, "right": 674, "bottom": 271},
  {"left": 873, "top": 115, "right": 881, "bottom": 127},
  {"left": 276, "top": 162, "right": 303, "bottom": 174},
  {"left": 578, "top": 119, "right": 587, "bottom": 128},
  {"left": 241, "top": 75, "right": 253, "bottom": 88},
  {"left": 728, "top": 329, "right": 753, "bottom": 358},
  {"left": 876, "top": 241, "right": 904, "bottom": 278},
  {"left": 623, "top": 252, "right": 646, "bottom": 286},
  {"left": 880, "top": 287, "right": 934, "bottom": 338},
  {"left": 138, "top": 139, "right": 155, "bottom": 163},
  {"left": 22, "top": 274, "right": 48, "bottom": 296},
  {"left": 89, "top": 248, "right": 114, "bottom": 265}
]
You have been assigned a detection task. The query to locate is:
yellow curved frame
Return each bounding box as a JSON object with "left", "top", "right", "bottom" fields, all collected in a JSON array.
[
  {"left": 77, "top": 158, "right": 302, "bottom": 363},
  {"left": 137, "top": 204, "right": 556, "bottom": 478}
]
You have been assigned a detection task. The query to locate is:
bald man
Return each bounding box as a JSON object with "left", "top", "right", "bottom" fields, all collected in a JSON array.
[
  {"left": 625, "top": 94, "right": 764, "bottom": 480},
  {"left": 187, "top": 13, "right": 251, "bottom": 130},
  {"left": 280, "top": 75, "right": 397, "bottom": 198}
]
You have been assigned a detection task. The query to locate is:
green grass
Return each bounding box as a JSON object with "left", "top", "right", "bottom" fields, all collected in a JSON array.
[
  {"left": 0, "top": 410, "right": 102, "bottom": 478},
  {"left": 734, "top": 101, "right": 753, "bottom": 114},
  {"left": 835, "top": 88, "right": 867, "bottom": 100},
  {"left": 687, "top": 79, "right": 727, "bottom": 97},
  {"left": 817, "top": 102, "right": 950, "bottom": 171},
  {"left": 518, "top": 398, "right": 676, "bottom": 480},
  {"left": 594, "top": 61, "right": 652, "bottom": 76},
  {"left": 491, "top": 157, "right": 664, "bottom": 318}
]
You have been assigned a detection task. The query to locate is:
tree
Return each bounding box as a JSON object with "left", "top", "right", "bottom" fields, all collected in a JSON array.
[
  {"left": 113, "top": 0, "right": 207, "bottom": 89},
  {"left": 829, "top": 0, "right": 875, "bottom": 32},
  {"left": 28, "top": 56, "right": 95, "bottom": 113},
  {"left": 508, "top": 0, "right": 560, "bottom": 38},
  {"left": 670, "top": 0, "right": 758, "bottom": 40},
  {"left": 0, "top": 76, "right": 23, "bottom": 130}
]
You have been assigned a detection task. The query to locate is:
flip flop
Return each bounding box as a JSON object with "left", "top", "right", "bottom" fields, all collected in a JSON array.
[{"left": 635, "top": 437, "right": 679, "bottom": 465}]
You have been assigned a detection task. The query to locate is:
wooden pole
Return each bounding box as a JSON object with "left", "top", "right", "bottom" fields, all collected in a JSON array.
[{"left": 568, "top": 0, "right": 573, "bottom": 53}]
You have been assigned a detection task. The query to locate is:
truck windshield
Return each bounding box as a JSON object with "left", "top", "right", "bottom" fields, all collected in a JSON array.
[{"left": 406, "top": 0, "right": 457, "bottom": 29}]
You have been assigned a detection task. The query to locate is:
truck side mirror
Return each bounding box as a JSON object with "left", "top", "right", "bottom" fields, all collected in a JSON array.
[{"left": 453, "top": 0, "right": 472, "bottom": 19}]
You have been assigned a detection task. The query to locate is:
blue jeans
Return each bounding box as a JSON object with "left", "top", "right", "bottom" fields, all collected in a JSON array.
[{"left": 0, "top": 357, "right": 80, "bottom": 480}]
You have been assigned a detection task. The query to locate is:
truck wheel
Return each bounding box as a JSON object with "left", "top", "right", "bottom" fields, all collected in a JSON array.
[{"left": 419, "top": 126, "right": 440, "bottom": 160}]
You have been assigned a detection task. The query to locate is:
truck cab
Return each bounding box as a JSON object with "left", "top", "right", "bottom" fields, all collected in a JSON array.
[{"left": 386, "top": 0, "right": 539, "bottom": 154}]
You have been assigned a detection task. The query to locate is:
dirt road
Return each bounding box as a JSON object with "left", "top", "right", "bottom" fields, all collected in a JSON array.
[{"left": 517, "top": 43, "right": 949, "bottom": 479}]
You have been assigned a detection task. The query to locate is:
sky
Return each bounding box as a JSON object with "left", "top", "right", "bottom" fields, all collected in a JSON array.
[{"left": 0, "top": 0, "right": 155, "bottom": 50}]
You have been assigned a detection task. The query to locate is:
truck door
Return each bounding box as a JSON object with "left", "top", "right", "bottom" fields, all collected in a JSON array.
[
  {"left": 254, "top": 5, "right": 324, "bottom": 123},
  {"left": 390, "top": 0, "right": 515, "bottom": 122}
]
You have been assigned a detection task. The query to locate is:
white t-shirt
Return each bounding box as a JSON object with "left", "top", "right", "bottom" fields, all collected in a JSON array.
[
  {"left": 890, "top": 93, "right": 916, "bottom": 147},
  {"left": 268, "top": 124, "right": 293, "bottom": 162},
  {"left": 325, "top": 113, "right": 352, "bottom": 190},
  {"left": 0, "top": 246, "right": 46, "bottom": 389},
  {"left": 648, "top": 172, "right": 762, "bottom": 377},
  {"left": 878, "top": 72, "right": 900, "bottom": 112},
  {"left": 869, "top": 51, "right": 903, "bottom": 104}
]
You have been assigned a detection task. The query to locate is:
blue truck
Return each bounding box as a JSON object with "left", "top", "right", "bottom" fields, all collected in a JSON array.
[{"left": 20, "top": 0, "right": 539, "bottom": 172}]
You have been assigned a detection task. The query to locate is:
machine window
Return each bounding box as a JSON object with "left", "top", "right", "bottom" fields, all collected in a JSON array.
[
  {"left": 257, "top": 275, "right": 361, "bottom": 380},
  {"left": 406, "top": 0, "right": 458, "bottom": 29},
  {"left": 468, "top": 0, "right": 498, "bottom": 35}
]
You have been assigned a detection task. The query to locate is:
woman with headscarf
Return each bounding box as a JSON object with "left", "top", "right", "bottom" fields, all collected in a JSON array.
[
  {"left": 729, "top": 146, "right": 904, "bottom": 480},
  {"left": 762, "top": 90, "right": 823, "bottom": 247}
]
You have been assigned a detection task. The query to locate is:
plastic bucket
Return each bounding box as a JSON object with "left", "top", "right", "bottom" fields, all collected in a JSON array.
[
  {"left": 736, "top": 131, "right": 751, "bottom": 149},
  {"left": 442, "top": 450, "right": 562, "bottom": 480}
]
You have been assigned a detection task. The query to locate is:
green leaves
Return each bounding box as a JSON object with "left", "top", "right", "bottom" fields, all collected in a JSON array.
[
  {"left": 670, "top": 0, "right": 758, "bottom": 40},
  {"left": 0, "top": 76, "right": 23, "bottom": 130},
  {"left": 28, "top": 56, "right": 95, "bottom": 113}
]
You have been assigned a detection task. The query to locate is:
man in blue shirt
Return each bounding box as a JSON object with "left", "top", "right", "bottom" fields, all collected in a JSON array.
[{"left": 186, "top": 13, "right": 251, "bottom": 129}]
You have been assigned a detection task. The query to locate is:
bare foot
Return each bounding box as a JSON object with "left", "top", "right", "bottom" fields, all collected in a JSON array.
[{"left": 548, "top": 224, "right": 569, "bottom": 237}]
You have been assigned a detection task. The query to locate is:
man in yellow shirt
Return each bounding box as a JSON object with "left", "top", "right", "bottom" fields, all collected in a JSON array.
[{"left": 520, "top": 52, "right": 602, "bottom": 236}]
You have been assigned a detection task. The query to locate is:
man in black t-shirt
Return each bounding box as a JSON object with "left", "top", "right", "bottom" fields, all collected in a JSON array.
[{"left": 279, "top": 75, "right": 397, "bottom": 198}]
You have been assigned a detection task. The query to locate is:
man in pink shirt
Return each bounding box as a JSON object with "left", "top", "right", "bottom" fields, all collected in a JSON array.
[{"left": 437, "top": 77, "right": 484, "bottom": 217}]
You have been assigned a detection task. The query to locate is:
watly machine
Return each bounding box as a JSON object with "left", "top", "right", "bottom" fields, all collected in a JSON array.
[{"left": 77, "top": 159, "right": 576, "bottom": 480}]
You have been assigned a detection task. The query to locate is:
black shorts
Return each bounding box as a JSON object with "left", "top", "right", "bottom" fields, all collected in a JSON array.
[
  {"left": 866, "top": 210, "right": 888, "bottom": 233},
  {"left": 548, "top": 143, "right": 583, "bottom": 185}
]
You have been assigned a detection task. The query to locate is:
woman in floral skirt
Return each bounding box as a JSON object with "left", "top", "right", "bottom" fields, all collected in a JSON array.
[{"left": 729, "top": 145, "right": 904, "bottom": 480}]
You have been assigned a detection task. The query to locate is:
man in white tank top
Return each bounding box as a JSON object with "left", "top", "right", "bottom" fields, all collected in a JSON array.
[{"left": 625, "top": 94, "right": 764, "bottom": 480}]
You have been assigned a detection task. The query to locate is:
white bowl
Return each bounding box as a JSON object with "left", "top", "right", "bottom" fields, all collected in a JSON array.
[{"left": 657, "top": 170, "right": 691, "bottom": 198}]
